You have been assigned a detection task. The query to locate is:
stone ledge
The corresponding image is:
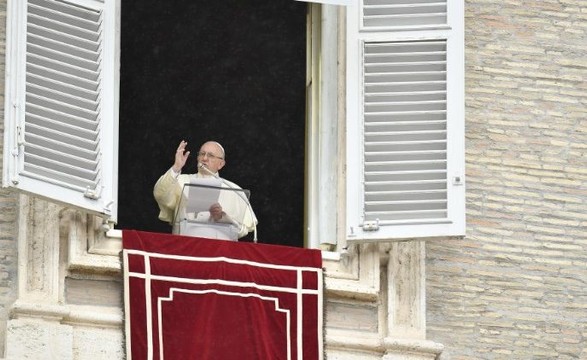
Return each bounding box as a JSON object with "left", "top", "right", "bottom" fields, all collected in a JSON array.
[
  {"left": 326, "top": 329, "right": 445, "bottom": 359},
  {"left": 10, "top": 301, "right": 122, "bottom": 328}
]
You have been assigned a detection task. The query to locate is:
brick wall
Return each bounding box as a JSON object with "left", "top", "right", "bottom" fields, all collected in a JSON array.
[{"left": 426, "top": 1, "right": 587, "bottom": 359}]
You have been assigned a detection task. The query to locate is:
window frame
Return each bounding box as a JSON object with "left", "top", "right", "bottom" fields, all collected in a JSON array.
[
  {"left": 4, "top": 0, "right": 464, "bottom": 249},
  {"left": 306, "top": 4, "right": 343, "bottom": 249}
]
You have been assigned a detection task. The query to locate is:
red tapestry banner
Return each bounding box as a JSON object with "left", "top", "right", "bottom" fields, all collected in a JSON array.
[{"left": 122, "top": 230, "right": 323, "bottom": 360}]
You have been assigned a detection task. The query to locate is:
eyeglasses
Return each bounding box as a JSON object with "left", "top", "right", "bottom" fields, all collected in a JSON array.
[{"left": 197, "top": 151, "right": 224, "bottom": 160}]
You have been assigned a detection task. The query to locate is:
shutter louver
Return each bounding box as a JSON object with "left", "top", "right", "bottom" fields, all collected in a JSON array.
[
  {"left": 363, "top": 0, "right": 447, "bottom": 29},
  {"left": 23, "top": 0, "right": 103, "bottom": 193},
  {"left": 363, "top": 40, "right": 448, "bottom": 225}
]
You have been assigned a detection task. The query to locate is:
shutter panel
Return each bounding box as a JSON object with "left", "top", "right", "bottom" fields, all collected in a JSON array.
[
  {"left": 296, "top": 0, "right": 352, "bottom": 5},
  {"left": 346, "top": 0, "right": 464, "bottom": 241},
  {"left": 25, "top": 0, "right": 102, "bottom": 191},
  {"left": 363, "top": 40, "right": 448, "bottom": 224},
  {"left": 3, "top": 0, "right": 119, "bottom": 220},
  {"left": 362, "top": 0, "right": 447, "bottom": 29}
]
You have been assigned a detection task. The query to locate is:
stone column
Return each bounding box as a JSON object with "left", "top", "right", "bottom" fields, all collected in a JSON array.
[
  {"left": 383, "top": 240, "right": 443, "bottom": 359},
  {"left": 5, "top": 195, "right": 74, "bottom": 359}
]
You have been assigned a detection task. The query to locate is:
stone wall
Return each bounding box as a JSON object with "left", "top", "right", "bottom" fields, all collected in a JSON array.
[
  {"left": 426, "top": 1, "right": 587, "bottom": 359},
  {"left": 0, "top": 0, "right": 19, "bottom": 357}
]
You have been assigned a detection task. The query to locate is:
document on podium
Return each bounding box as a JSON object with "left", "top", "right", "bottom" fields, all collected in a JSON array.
[
  {"left": 184, "top": 177, "right": 223, "bottom": 214},
  {"left": 173, "top": 178, "right": 252, "bottom": 240}
]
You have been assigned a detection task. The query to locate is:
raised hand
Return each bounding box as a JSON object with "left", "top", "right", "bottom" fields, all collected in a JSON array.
[{"left": 172, "top": 140, "right": 190, "bottom": 173}]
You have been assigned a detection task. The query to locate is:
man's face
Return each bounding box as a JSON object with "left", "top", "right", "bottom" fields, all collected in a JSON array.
[{"left": 197, "top": 142, "right": 225, "bottom": 174}]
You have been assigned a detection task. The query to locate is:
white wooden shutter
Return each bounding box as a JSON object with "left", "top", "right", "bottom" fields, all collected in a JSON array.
[
  {"left": 3, "top": 0, "right": 119, "bottom": 220},
  {"left": 362, "top": 0, "right": 447, "bottom": 28},
  {"left": 346, "top": 0, "right": 464, "bottom": 241},
  {"left": 296, "top": 0, "right": 352, "bottom": 6}
]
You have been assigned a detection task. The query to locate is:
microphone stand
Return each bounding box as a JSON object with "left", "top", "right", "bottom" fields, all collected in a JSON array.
[{"left": 198, "top": 164, "right": 258, "bottom": 243}]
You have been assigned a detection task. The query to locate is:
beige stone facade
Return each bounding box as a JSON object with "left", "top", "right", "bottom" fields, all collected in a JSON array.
[
  {"left": 426, "top": 1, "right": 587, "bottom": 359},
  {"left": 0, "top": 1, "right": 585, "bottom": 359}
]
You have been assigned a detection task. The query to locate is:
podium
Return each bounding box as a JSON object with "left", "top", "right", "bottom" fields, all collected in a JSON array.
[{"left": 172, "top": 178, "right": 252, "bottom": 241}]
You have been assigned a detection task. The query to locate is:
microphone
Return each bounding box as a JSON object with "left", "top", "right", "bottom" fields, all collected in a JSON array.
[
  {"left": 198, "top": 162, "right": 213, "bottom": 175},
  {"left": 198, "top": 163, "right": 258, "bottom": 242}
]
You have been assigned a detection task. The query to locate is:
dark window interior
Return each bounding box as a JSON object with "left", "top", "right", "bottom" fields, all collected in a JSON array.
[{"left": 117, "top": 1, "right": 307, "bottom": 247}]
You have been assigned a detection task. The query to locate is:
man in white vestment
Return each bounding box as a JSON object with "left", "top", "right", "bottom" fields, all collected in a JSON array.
[{"left": 154, "top": 140, "right": 257, "bottom": 240}]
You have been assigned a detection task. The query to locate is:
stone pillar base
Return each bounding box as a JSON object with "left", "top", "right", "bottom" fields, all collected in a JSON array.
[{"left": 382, "top": 338, "right": 444, "bottom": 360}]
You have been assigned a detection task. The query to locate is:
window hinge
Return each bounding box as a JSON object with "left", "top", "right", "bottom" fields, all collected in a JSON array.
[
  {"left": 362, "top": 219, "right": 379, "bottom": 231},
  {"left": 84, "top": 186, "right": 102, "bottom": 200},
  {"left": 16, "top": 125, "right": 24, "bottom": 146},
  {"left": 11, "top": 125, "right": 23, "bottom": 157}
]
